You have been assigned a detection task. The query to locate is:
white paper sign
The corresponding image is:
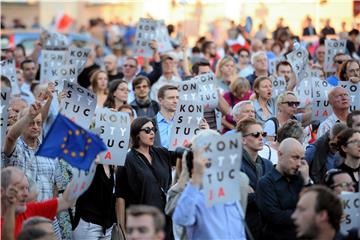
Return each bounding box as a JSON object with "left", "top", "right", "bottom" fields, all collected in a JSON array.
[
  {"left": 324, "top": 39, "right": 346, "bottom": 73},
  {"left": 311, "top": 79, "right": 334, "bottom": 122},
  {"left": 40, "top": 50, "right": 67, "bottom": 84},
  {"left": 1, "top": 87, "right": 10, "bottom": 149},
  {"left": 67, "top": 46, "right": 91, "bottom": 74},
  {"left": 95, "top": 108, "right": 130, "bottom": 166},
  {"left": 201, "top": 133, "right": 243, "bottom": 207},
  {"left": 169, "top": 101, "right": 203, "bottom": 151},
  {"left": 60, "top": 81, "right": 97, "bottom": 130},
  {"left": 286, "top": 47, "right": 309, "bottom": 82},
  {"left": 47, "top": 64, "right": 78, "bottom": 92},
  {"left": 68, "top": 160, "right": 97, "bottom": 200},
  {"left": 134, "top": 18, "right": 173, "bottom": 57},
  {"left": 338, "top": 81, "right": 360, "bottom": 112},
  {"left": 271, "top": 76, "right": 286, "bottom": 98},
  {"left": 340, "top": 192, "right": 360, "bottom": 235},
  {"left": 0, "top": 59, "right": 20, "bottom": 95},
  {"left": 41, "top": 30, "right": 69, "bottom": 50}
]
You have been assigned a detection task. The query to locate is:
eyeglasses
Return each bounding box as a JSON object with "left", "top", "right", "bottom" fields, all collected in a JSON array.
[
  {"left": 140, "top": 127, "right": 157, "bottom": 134},
  {"left": 244, "top": 131, "right": 267, "bottom": 138},
  {"left": 331, "top": 182, "right": 356, "bottom": 189},
  {"left": 346, "top": 140, "right": 360, "bottom": 146},
  {"left": 124, "top": 64, "right": 136, "bottom": 68},
  {"left": 282, "top": 101, "right": 300, "bottom": 108},
  {"left": 239, "top": 54, "right": 249, "bottom": 58}
]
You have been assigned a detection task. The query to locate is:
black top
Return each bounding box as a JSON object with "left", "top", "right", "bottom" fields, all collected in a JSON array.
[
  {"left": 130, "top": 99, "right": 160, "bottom": 118},
  {"left": 338, "top": 162, "right": 359, "bottom": 192},
  {"left": 77, "top": 63, "right": 100, "bottom": 89},
  {"left": 256, "top": 167, "right": 304, "bottom": 240},
  {"left": 74, "top": 164, "right": 116, "bottom": 232},
  {"left": 108, "top": 72, "right": 124, "bottom": 82},
  {"left": 241, "top": 150, "right": 273, "bottom": 239},
  {"left": 115, "top": 147, "right": 177, "bottom": 210}
]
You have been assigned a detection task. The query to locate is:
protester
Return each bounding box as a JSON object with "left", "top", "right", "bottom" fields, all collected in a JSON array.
[
  {"left": 264, "top": 91, "right": 311, "bottom": 142},
  {"left": 260, "top": 119, "right": 305, "bottom": 165},
  {"left": 317, "top": 87, "right": 350, "bottom": 138},
  {"left": 77, "top": 51, "right": 100, "bottom": 89},
  {"left": 200, "top": 40, "right": 218, "bottom": 71},
  {"left": 90, "top": 69, "right": 109, "bottom": 107},
  {"left": 314, "top": 44, "right": 325, "bottom": 67},
  {"left": 324, "top": 169, "right": 356, "bottom": 195},
  {"left": 257, "top": 138, "right": 312, "bottom": 240},
  {"left": 347, "top": 110, "right": 360, "bottom": 131},
  {"left": 237, "top": 48, "right": 253, "bottom": 77},
  {"left": 291, "top": 186, "right": 344, "bottom": 240},
  {"left": 337, "top": 59, "right": 360, "bottom": 84},
  {"left": 72, "top": 163, "right": 116, "bottom": 239},
  {"left": 246, "top": 51, "right": 269, "bottom": 88},
  {"left": 305, "top": 122, "right": 347, "bottom": 184},
  {"left": 0, "top": 167, "right": 76, "bottom": 238},
  {"left": 154, "top": 85, "right": 179, "bottom": 148},
  {"left": 104, "top": 54, "right": 124, "bottom": 82},
  {"left": 19, "top": 59, "right": 37, "bottom": 104},
  {"left": 130, "top": 76, "right": 160, "bottom": 118},
  {"left": 173, "top": 129, "right": 247, "bottom": 240},
  {"left": 115, "top": 117, "right": 177, "bottom": 240},
  {"left": 252, "top": 76, "right": 275, "bottom": 124},
  {"left": 275, "top": 60, "right": 297, "bottom": 91},
  {"left": 126, "top": 205, "right": 165, "bottom": 240},
  {"left": 103, "top": 79, "right": 129, "bottom": 110},
  {"left": 215, "top": 56, "right": 237, "bottom": 93},
  {"left": 222, "top": 77, "right": 252, "bottom": 132},
  {"left": 335, "top": 128, "right": 360, "bottom": 191},
  {"left": 237, "top": 118, "right": 273, "bottom": 240}
]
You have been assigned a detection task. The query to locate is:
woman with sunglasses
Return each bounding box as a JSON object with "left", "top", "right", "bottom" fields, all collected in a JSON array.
[
  {"left": 335, "top": 128, "right": 360, "bottom": 191},
  {"left": 264, "top": 91, "right": 311, "bottom": 142},
  {"left": 103, "top": 79, "right": 129, "bottom": 110},
  {"left": 115, "top": 117, "right": 178, "bottom": 240}
]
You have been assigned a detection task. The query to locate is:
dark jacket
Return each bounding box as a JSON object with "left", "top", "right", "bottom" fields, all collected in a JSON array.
[{"left": 241, "top": 149, "right": 273, "bottom": 240}]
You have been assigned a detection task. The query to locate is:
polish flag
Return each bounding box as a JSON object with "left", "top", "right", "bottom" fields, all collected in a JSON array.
[{"left": 56, "top": 13, "right": 74, "bottom": 31}]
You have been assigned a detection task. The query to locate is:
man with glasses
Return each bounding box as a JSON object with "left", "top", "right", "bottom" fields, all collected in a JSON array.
[
  {"left": 257, "top": 138, "right": 312, "bottom": 240},
  {"left": 317, "top": 87, "right": 350, "bottom": 139},
  {"left": 237, "top": 118, "right": 273, "bottom": 240},
  {"left": 325, "top": 169, "right": 356, "bottom": 195}
]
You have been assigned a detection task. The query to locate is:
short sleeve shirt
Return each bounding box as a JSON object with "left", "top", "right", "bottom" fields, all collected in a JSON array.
[{"left": 4, "top": 138, "right": 56, "bottom": 201}]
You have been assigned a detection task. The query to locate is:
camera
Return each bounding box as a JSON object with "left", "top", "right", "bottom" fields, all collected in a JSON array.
[{"left": 174, "top": 147, "right": 194, "bottom": 177}]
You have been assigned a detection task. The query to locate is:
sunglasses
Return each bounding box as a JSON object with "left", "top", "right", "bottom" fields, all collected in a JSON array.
[
  {"left": 124, "top": 64, "right": 136, "bottom": 68},
  {"left": 335, "top": 60, "right": 344, "bottom": 64},
  {"left": 244, "top": 131, "right": 267, "bottom": 138},
  {"left": 140, "top": 127, "right": 157, "bottom": 134},
  {"left": 282, "top": 101, "right": 300, "bottom": 108}
]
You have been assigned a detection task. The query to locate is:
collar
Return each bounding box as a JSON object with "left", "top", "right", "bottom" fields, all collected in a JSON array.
[
  {"left": 269, "top": 167, "right": 284, "bottom": 181},
  {"left": 156, "top": 112, "right": 172, "bottom": 123}
]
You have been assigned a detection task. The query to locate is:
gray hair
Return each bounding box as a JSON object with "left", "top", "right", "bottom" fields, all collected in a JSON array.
[
  {"left": 191, "top": 129, "right": 220, "bottom": 150},
  {"left": 251, "top": 51, "right": 267, "bottom": 65},
  {"left": 232, "top": 100, "right": 253, "bottom": 117}
]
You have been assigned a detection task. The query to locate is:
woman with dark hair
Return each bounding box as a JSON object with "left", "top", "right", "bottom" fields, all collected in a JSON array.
[
  {"left": 336, "top": 59, "right": 360, "bottom": 84},
  {"left": 336, "top": 128, "right": 360, "bottom": 191},
  {"left": 115, "top": 117, "right": 177, "bottom": 240},
  {"left": 103, "top": 79, "right": 129, "bottom": 110}
]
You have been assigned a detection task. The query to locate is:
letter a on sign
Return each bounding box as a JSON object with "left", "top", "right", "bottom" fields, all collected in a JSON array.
[{"left": 104, "top": 151, "right": 112, "bottom": 160}]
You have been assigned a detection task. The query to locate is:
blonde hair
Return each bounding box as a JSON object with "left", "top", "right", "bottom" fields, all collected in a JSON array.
[
  {"left": 276, "top": 91, "right": 297, "bottom": 107},
  {"left": 230, "top": 77, "right": 250, "bottom": 95},
  {"left": 215, "top": 56, "right": 235, "bottom": 79}
]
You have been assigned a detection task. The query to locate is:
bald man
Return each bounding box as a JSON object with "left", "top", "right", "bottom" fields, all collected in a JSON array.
[
  {"left": 104, "top": 54, "right": 124, "bottom": 82},
  {"left": 256, "top": 138, "right": 312, "bottom": 240},
  {"left": 316, "top": 87, "right": 350, "bottom": 139}
]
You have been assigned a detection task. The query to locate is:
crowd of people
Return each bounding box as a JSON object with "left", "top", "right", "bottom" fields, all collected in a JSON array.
[{"left": 1, "top": 14, "right": 360, "bottom": 240}]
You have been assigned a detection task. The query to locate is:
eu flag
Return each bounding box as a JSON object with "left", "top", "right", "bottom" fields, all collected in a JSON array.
[{"left": 36, "top": 114, "right": 107, "bottom": 171}]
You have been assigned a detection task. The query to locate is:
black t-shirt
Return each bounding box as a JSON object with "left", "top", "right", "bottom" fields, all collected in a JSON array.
[
  {"left": 108, "top": 72, "right": 124, "bottom": 82},
  {"left": 115, "top": 147, "right": 177, "bottom": 210}
]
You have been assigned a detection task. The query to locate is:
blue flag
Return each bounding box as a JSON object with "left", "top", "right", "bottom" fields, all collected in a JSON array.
[{"left": 36, "top": 114, "right": 107, "bottom": 171}]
